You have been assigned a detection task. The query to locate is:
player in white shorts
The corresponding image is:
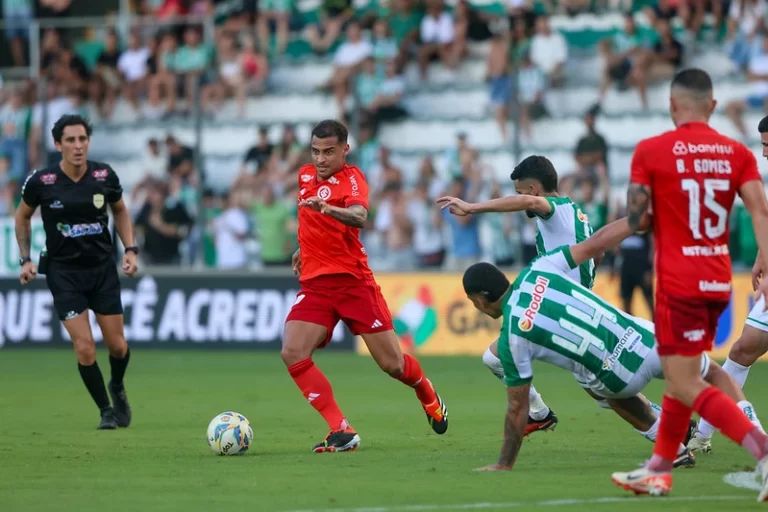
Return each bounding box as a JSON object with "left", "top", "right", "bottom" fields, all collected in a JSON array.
[
  {"left": 438, "top": 155, "right": 598, "bottom": 436},
  {"left": 687, "top": 116, "right": 768, "bottom": 454}
]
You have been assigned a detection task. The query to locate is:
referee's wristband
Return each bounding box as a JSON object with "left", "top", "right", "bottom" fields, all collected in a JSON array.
[{"left": 124, "top": 246, "right": 139, "bottom": 255}]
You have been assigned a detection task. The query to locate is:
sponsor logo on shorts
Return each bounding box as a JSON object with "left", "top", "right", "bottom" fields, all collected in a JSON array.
[
  {"left": 92, "top": 169, "right": 108, "bottom": 181},
  {"left": 293, "top": 294, "right": 305, "bottom": 307},
  {"left": 518, "top": 275, "right": 549, "bottom": 332},
  {"left": 40, "top": 173, "right": 57, "bottom": 185},
  {"left": 699, "top": 280, "right": 731, "bottom": 292},
  {"left": 683, "top": 329, "right": 706, "bottom": 342},
  {"left": 64, "top": 311, "right": 78, "bottom": 320},
  {"left": 49, "top": 200, "right": 63, "bottom": 209},
  {"left": 317, "top": 185, "right": 331, "bottom": 201},
  {"left": 57, "top": 222, "right": 103, "bottom": 238},
  {"left": 93, "top": 194, "right": 105, "bottom": 209},
  {"left": 301, "top": 174, "right": 312, "bottom": 182}
]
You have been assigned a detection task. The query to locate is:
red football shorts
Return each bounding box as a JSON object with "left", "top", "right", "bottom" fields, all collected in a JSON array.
[
  {"left": 655, "top": 291, "right": 729, "bottom": 357},
  {"left": 285, "top": 273, "right": 394, "bottom": 348}
]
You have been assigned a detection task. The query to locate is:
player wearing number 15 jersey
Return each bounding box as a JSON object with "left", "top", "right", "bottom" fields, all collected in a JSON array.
[{"left": 611, "top": 69, "right": 768, "bottom": 500}]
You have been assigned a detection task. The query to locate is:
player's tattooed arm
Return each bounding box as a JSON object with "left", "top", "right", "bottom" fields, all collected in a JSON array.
[
  {"left": 324, "top": 204, "right": 368, "bottom": 228},
  {"left": 626, "top": 183, "right": 651, "bottom": 231},
  {"left": 14, "top": 200, "right": 36, "bottom": 259},
  {"left": 497, "top": 384, "right": 530, "bottom": 469}
]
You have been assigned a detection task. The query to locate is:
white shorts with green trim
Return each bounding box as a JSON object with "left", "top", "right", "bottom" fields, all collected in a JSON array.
[{"left": 745, "top": 296, "right": 768, "bottom": 333}]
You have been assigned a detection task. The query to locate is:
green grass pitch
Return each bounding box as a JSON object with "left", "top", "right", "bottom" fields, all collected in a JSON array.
[{"left": 1, "top": 350, "right": 767, "bottom": 511}]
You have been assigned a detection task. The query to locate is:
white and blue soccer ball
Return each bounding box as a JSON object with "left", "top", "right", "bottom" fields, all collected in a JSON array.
[{"left": 206, "top": 411, "right": 253, "bottom": 455}]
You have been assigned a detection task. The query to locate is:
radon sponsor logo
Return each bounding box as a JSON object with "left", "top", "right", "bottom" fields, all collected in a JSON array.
[
  {"left": 518, "top": 276, "right": 549, "bottom": 332},
  {"left": 683, "top": 329, "right": 706, "bottom": 342},
  {"left": 699, "top": 280, "right": 731, "bottom": 292},
  {"left": 682, "top": 244, "right": 729, "bottom": 257},
  {"left": 602, "top": 327, "right": 640, "bottom": 371}
]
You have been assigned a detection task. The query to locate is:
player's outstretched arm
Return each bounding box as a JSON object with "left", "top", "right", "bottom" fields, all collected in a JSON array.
[
  {"left": 740, "top": 181, "right": 768, "bottom": 283},
  {"left": 626, "top": 183, "right": 651, "bottom": 231},
  {"left": 475, "top": 383, "right": 530, "bottom": 471},
  {"left": 436, "top": 195, "right": 552, "bottom": 217},
  {"left": 323, "top": 203, "right": 368, "bottom": 228},
  {"left": 569, "top": 217, "right": 643, "bottom": 268}
]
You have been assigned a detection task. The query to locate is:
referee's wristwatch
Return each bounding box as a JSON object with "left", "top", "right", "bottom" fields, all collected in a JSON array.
[
  {"left": 124, "top": 246, "right": 139, "bottom": 255},
  {"left": 19, "top": 256, "right": 31, "bottom": 266}
]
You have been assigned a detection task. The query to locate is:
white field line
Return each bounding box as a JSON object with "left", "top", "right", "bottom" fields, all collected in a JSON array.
[
  {"left": 285, "top": 494, "right": 751, "bottom": 512},
  {"left": 723, "top": 471, "right": 763, "bottom": 491}
]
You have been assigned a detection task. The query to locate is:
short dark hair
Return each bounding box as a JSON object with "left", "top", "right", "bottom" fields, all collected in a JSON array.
[
  {"left": 52, "top": 114, "right": 92, "bottom": 143},
  {"left": 463, "top": 262, "right": 510, "bottom": 303},
  {"left": 758, "top": 116, "right": 768, "bottom": 134},
  {"left": 311, "top": 120, "right": 348, "bottom": 143},
  {"left": 510, "top": 155, "right": 558, "bottom": 192},
  {"left": 671, "top": 68, "right": 713, "bottom": 95}
]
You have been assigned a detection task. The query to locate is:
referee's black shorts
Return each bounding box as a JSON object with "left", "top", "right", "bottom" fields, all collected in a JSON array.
[
  {"left": 46, "top": 261, "right": 124, "bottom": 321},
  {"left": 620, "top": 261, "right": 648, "bottom": 302}
]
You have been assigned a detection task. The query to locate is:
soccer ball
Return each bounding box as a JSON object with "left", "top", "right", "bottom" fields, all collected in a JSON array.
[{"left": 206, "top": 411, "right": 253, "bottom": 455}]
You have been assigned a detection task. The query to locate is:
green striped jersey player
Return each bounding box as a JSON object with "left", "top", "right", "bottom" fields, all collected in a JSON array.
[
  {"left": 463, "top": 217, "right": 764, "bottom": 472},
  {"left": 437, "top": 155, "right": 597, "bottom": 437}
]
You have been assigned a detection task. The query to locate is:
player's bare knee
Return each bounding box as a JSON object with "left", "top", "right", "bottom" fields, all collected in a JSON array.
[
  {"left": 72, "top": 338, "right": 96, "bottom": 365},
  {"left": 729, "top": 332, "right": 765, "bottom": 367},
  {"left": 280, "top": 344, "right": 310, "bottom": 367},
  {"left": 377, "top": 353, "right": 405, "bottom": 377},
  {"left": 488, "top": 339, "right": 499, "bottom": 358},
  {"left": 105, "top": 335, "right": 128, "bottom": 358}
]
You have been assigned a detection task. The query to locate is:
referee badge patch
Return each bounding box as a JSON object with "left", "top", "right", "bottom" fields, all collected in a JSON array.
[{"left": 93, "top": 194, "right": 105, "bottom": 209}]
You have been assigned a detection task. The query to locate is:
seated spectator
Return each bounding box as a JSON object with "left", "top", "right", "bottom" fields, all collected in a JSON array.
[
  {"left": 559, "top": 0, "right": 591, "bottom": 16},
  {"left": 118, "top": 31, "right": 151, "bottom": 113},
  {"left": 726, "top": 35, "right": 768, "bottom": 138},
  {"left": 214, "top": 190, "right": 251, "bottom": 269},
  {"left": 143, "top": 79, "right": 169, "bottom": 120},
  {"left": 486, "top": 27, "right": 512, "bottom": 140},
  {"left": 418, "top": 0, "right": 458, "bottom": 80},
  {"left": 174, "top": 26, "right": 211, "bottom": 112},
  {"left": 505, "top": 0, "right": 536, "bottom": 32},
  {"left": 253, "top": 185, "right": 293, "bottom": 266},
  {"left": 442, "top": 177, "right": 482, "bottom": 271},
  {"left": 241, "top": 126, "right": 274, "bottom": 182},
  {"left": 372, "top": 18, "right": 398, "bottom": 67},
  {"left": 389, "top": 0, "right": 423, "bottom": 71},
  {"left": 645, "top": 0, "right": 681, "bottom": 31},
  {"left": 267, "top": 125, "right": 304, "bottom": 181},
  {"left": 324, "top": 21, "right": 373, "bottom": 119},
  {"left": 356, "top": 57, "right": 384, "bottom": 117},
  {"left": 166, "top": 135, "right": 195, "bottom": 175},
  {"left": 239, "top": 35, "right": 269, "bottom": 96},
  {"left": 0, "top": 87, "right": 31, "bottom": 183},
  {"left": 363, "top": 59, "right": 408, "bottom": 128},
  {"left": 55, "top": 48, "right": 91, "bottom": 95},
  {"left": 517, "top": 52, "right": 547, "bottom": 143},
  {"left": 530, "top": 15, "right": 567, "bottom": 86},
  {"left": 0, "top": 154, "right": 16, "bottom": 216},
  {"left": 92, "top": 28, "right": 121, "bottom": 119},
  {"left": 305, "top": 0, "right": 355, "bottom": 54},
  {"left": 417, "top": 156, "right": 446, "bottom": 199},
  {"left": 598, "top": 14, "right": 650, "bottom": 108},
  {"left": 152, "top": 32, "right": 181, "bottom": 113},
  {"left": 408, "top": 179, "right": 445, "bottom": 268},
  {"left": 725, "top": 0, "right": 766, "bottom": 68},
  {"left": 454, "top": 0, "right": 493, "bottom": 53},
  {"left": 2, "top": 0, "right": 32, "bottom": 67},
  {"left": 574, "top": 104, "right": 608, "bottom": 173},
  {"left": 649, "top": 19, "right": 684, "bottom": 81},
  {"left": 202, "top": 33, "right": 248, "bottom": 117},
  {"left": 134, "top": 182, "right": 194, "bottom": 266},
  {"left": 257, "top": 0, "right": 292, "bottom": 55}
]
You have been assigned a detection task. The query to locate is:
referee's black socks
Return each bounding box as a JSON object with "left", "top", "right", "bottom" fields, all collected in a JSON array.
[
  {"left": 78, "top": 362, "right": 111, "bottom": 410},
  {"left": 109, "top": 348, "right": 131, "bottom": 391}
]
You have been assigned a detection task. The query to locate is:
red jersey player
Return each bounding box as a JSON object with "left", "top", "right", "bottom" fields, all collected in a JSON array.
[
  {"left": 611, "top": 69, "right": 768, "bottom": 500},
  {"left": 284, "top": 120, "right": 448, "bottom": 453}
]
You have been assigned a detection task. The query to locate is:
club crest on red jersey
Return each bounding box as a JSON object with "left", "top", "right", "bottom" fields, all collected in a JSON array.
[
  {"left": 92, "top": 169, "right": 108, "bottom": 181},
  {"left": 40, "top": 173, "right": 57, "bottom": 185},
  {"left": 318, "top": 185, "right": 332, "bottom": 201}
]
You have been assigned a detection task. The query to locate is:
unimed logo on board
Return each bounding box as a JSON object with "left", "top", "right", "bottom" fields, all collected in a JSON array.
[{"left": 0, "top": 276, "right": 347, "bottom": 347}]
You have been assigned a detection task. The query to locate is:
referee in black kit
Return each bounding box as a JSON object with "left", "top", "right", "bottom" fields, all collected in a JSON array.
[{"left": 15, "top": 115, "right": 138, "bottom": 430}]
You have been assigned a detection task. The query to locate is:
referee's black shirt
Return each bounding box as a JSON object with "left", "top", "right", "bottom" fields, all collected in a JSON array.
[{"left": 21, "top": 161, "right": 123, "bottom": 268}]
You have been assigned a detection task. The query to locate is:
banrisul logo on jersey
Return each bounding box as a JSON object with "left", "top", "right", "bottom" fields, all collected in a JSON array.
[{"left": 518, "top": 276, "right": 550, "bottom": 332}]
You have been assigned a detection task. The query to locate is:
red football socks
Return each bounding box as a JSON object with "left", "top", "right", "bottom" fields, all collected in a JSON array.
[
  {"left": 693, "top": 386, "right": 767, "bottom": 460},
  {"left": 288, "top": 358, "right": 348, "bottom": 431},
  {"left": 648, "top": 395, "right": 693, "bottom": 473},
  {"left": 395, "top": 354, "right": 437, "bottom": 404}
]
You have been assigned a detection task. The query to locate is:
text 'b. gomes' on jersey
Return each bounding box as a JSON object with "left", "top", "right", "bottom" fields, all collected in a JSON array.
[
  {"left": 630, "top": 122, "right": 762, "bottom": 300},
  {"left": 296, "top": 164, "right": 374, "bottom": 283},
  {"left": 533, "top": 196, "right": 595, "bottom": 289},
  {"left": 497, "top": 247, "right": 656, "bottom": 393},
  {"left": 21, "top": 161, "right": 122, "bottom": 268}
]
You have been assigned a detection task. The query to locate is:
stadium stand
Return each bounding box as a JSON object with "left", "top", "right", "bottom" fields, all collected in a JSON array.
[{"left": 0, "top": 0, "right": 765, "bottom": 271}]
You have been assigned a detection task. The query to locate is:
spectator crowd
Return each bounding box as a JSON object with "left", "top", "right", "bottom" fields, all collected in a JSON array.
[{"left": 0, "top": 0, "right": 764, "bottom": 272}]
